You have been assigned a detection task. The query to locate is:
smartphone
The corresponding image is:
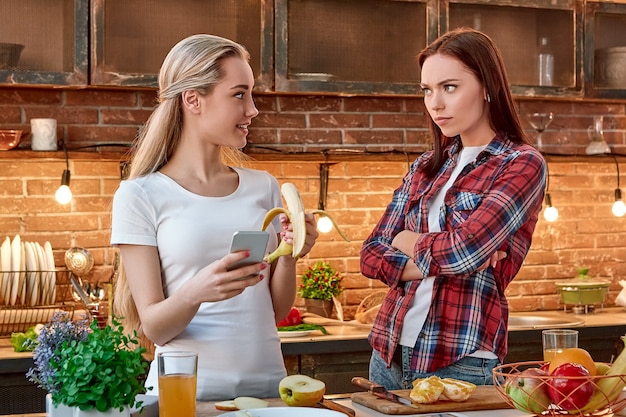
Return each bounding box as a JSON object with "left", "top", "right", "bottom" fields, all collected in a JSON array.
[{"left": 227, "top": 231, "right": 270, "bottom": 276}]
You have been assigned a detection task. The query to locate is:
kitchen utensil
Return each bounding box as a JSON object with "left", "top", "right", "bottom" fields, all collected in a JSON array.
[
  {"left": 70, "top": 273, "right": 92, "bottom": 306},
  {"left": 351, "top": 377, "right": 414, "bottom": 407},
  {"left": 350, "top": 385, "right": 512, "bottom": 415},
  {"left": 0, "top": 130, "right": 23, "bottom": 151},
  {"left": 64, "top": 247, "right": 94, "bottom": 276},
  {"left": 319, "top": 398, "right": 356, "bottom": 416}
]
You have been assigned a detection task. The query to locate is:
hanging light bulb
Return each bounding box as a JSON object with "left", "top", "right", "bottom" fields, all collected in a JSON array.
[
  {"left": 543, "top": 193, "right": 559, "bottom": 222},
  {"left": 316, "top": 162, "right": 331, "bottom": 233},
  {"left": 613, "top": 156, "right": 625, "bottom": 217},
  {"left": 55, "top": 140, "right": 72, "bottom": 205},
  {"left": 55, "top": 169, "right": 72, "bottom": 204},
  {"left": 542, "top": 163, "right": 558, "bottom": 222},
  {"left": 613, "top": 190, "right": 626, "bottom": 217}
]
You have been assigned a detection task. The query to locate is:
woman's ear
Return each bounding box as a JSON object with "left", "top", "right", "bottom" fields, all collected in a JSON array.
[{"left": 181, "top": 90, "right": 201, "bottom": 113}]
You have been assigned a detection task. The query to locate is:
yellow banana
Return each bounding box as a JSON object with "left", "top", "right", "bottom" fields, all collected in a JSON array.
[
  {"left": 579, "top": 336, "right": 626, "bottom": 414},
  {"left": 262, "top": 182, "right": 350, "bottom": 263}
]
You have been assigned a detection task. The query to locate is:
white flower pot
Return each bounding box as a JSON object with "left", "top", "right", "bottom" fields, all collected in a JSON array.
[
  {"left": 46, "top": 394, "right": 73, "bottom": 417},
  {"left": 73, "top": 405, "right": 130, "bottom": 417}
]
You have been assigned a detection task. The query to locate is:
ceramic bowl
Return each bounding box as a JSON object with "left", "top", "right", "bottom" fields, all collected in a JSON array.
[
  {"left": 0, "top": 43, "right": 25, "bottom": 69},
  {"left": 0, "top": 129, "right": 23, "bottom": 150}
]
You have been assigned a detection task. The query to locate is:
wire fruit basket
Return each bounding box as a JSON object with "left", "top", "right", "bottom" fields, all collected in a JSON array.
[{"left": 493, "top": 361, "right": 626, "bottom": 417}]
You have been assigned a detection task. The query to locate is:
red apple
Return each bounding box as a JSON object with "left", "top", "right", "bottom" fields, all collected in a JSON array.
[
  {"left": 506, "top": 368, "right": 551, "bottom": 414},
  {"left": 547, "top": 363, "right": 594, "bottom": 411}
]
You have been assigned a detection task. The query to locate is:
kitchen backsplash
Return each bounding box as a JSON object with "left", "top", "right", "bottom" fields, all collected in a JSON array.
[{"left": 0, "top": 87, "right": 625, "bottom": 318}]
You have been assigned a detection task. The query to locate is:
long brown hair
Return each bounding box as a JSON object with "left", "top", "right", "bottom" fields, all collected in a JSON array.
[
  {"left": 114, "top": 34, "right": 252, "bottom": 335},
  {"left": 417, "top": 27, "right": 530, "bottom": 177}
]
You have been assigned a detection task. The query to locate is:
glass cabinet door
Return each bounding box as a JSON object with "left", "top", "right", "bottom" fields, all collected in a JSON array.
[
  {"left": 90, "top": 0, "right": 272, "bottom": 89},
  {"left": 442, "top": 0, "right": 582, "bottom": 97},
  {"left": 584, "top": 1, "right": 626, "bottom": 98},
  {"left": 275, "top": 0, "right": 438, "bottom": 95},
  {"left": 0, "top": 0, "right": 88, "bottom": 86}
]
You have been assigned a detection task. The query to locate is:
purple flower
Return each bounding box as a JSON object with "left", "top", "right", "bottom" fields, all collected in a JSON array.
[{"left": 26, "top": 311, "right": 90, "bottom": 394}]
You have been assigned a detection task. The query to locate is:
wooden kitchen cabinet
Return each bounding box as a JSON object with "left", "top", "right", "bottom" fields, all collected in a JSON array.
[
  {"left": 90, "top": 0, "right": 273, "bottom": 89},
  {"left": 442, "top": 0, "right": 583, "bottom": 97},
  {"left": 274, "top": 0, "right": 437, "bottom": 95},
  {"left": 584, "top": 1, "right": 626, "bottom": 98},
  {"left": 0, "top": 0, "right": 624, "bottom": 100},
  {"left": 0, "top": 0, "right": 88, "bottom": 86}
]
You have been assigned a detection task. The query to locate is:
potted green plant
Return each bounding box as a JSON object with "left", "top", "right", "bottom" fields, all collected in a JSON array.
[
  {"left": 298, "top": 260, "right": 344, "bottom": 317},
  {"left": 27, "top": 311, "right": 149, "bottom": 417}
]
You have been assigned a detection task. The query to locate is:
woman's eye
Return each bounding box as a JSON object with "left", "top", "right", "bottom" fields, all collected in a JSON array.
[
  {"left": 444, "top": 85, "right": 456, "bottom": 93},
  {"left": 235, "top": 92, "right": 245, "bottom": 99},
  {"left": 420, "top": 87, "right": 431, "bottom": 95}
]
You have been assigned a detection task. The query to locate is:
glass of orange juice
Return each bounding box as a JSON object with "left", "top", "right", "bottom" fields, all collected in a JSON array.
[
  {"left": 157, "top": 351, "right": 198, "bottom": 417},
  {"left": 542, "top": 329, "right": 578, "bottom": 362}
]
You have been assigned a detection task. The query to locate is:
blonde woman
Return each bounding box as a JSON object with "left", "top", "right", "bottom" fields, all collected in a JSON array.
[{"left": 111, "top": 34, "right": 318, "bottom": 400}]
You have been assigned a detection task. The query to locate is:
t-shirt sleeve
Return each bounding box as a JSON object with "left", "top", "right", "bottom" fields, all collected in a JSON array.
[{"left": 110, "top": 180, "right": 158, "bottom": 247}]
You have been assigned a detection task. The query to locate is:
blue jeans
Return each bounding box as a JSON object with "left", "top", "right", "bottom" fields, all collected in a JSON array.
[{"left": 369, "top": 347, "right": 499, "bottom": 390}]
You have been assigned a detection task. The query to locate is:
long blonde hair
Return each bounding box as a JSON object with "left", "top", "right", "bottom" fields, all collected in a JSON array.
[{"left": 114, "top": 34, "right": 252, "bottom": 335}]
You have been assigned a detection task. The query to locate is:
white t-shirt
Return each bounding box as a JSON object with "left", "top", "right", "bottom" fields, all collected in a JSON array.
[
  {"left": 110, "top": 167, "right": 286, "bottom": 400},
  {"left": 400, "top": 145, "right": 495, "bottom": 364}
]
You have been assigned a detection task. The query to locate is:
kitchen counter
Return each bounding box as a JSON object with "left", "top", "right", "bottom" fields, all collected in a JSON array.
[
  {"left": 3, "top": 396, "right": 531, "bottom": 417},
  {"left": 1, "top": 307, "right": 625, "bottom": 414}
]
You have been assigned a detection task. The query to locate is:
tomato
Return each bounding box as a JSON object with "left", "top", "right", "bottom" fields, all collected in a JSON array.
[
  {"left": 277, "top": 307, "right": 302, "bottom": 327},
  {"left": 547, "top": 363, "right": 594, "bottom": 411}
]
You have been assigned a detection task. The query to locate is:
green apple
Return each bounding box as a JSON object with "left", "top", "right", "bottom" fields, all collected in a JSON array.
[
  {"left": 279, "top": 374, "right": 326, "bottom": 407},
  {"left": 506, "top": 368, "right": 551, "bottom": 414}
]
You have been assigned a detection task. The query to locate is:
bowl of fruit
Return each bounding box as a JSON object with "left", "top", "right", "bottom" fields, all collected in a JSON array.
[{"left": 493, "top": 341, "right": 626, "bottom": 416}]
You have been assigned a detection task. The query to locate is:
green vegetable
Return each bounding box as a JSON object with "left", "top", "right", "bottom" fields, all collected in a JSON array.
[
  {"left": 11, "top": 326, "right": 39, "bottom": 352},
  {"left": 278, "top": 323, "right": 329, "bottom": 335}
]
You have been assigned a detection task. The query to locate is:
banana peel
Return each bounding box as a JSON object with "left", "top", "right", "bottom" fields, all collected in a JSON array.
[{"left": 262, "top": 182, "right": 350, "bottom": 263}]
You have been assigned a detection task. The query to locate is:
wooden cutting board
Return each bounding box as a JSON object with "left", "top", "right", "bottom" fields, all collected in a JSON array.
[{"left": 351, "top": 385, "right": 512, "bottom": 415}]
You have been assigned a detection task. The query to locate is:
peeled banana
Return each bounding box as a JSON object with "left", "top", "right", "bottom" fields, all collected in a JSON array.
[
  {"left": 409, "top": 376, "right": 476, "bottom": 404},
  {"left": 262, "top": 182, "right": 350, "bottom": 263}
]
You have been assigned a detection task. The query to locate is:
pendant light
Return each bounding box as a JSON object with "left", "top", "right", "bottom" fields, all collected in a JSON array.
[
  {"left": 55, "top": 140, "right": 72, "bottom": 205},
  {"left": 543, "top": 163, "right": 558, "bottom": 222},
  {"left": 612, "top": 156, "right": 626, "bottom": 217},
  {"left": 316, "top": 162, "right": 333, "bottom": 233}
]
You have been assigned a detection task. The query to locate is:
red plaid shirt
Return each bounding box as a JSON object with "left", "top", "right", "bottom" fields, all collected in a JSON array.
[{"left": 361, "top": 134, "right": 546, "bottom": 372}]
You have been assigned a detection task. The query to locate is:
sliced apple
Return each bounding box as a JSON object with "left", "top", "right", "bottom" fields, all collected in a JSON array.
[
  {"left": 233, "top": 396, "right": 269, "bottom": 410},
  {"left": 214, "top": 400, "right": 238, "bottom": 411},
  {"left": 279, "top": 374, "right": 326, "bottom": 407}
]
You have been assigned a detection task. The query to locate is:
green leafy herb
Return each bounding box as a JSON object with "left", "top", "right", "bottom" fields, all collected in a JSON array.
[
  {"left": 278, "top": 323, "right": 329, "bottom": 335},
  {"left": 49, "top": 318, "right": 150, "bottom": 412}
]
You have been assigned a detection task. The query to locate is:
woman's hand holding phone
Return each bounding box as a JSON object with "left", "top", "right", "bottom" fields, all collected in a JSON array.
[{"left": 227, "top": 231, "right": 269, "bottom": 281}]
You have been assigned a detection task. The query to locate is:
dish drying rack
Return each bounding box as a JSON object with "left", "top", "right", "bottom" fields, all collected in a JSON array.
[{"left": 0, "top": 269, "right": 74, "bottom": 336}]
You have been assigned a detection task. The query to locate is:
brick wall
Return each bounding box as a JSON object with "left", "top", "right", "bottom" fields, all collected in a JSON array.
[{"left": 1, "top": 86, "right": 626, "bottom": 319}]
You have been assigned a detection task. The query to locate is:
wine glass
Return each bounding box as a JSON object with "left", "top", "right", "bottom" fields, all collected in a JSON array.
[{"left": 527, "top": 112, "right": 554, "bottom": 150}]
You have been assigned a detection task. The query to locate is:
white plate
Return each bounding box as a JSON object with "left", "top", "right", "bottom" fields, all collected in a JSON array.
[
  {"left": 44, "top": 241, "right": 56, "bottom": 304},
  {"left": 9, "top": 234, "right": 21, "bottom": 305},
  {"left": 0, "top": 236, "right": 10, "bottom": 304},
  {"left": 19, "top": 239, "right": 26, "bottom": 305},
  {"left": 35, "top": 242, "right": 49, "bottom": 304},
  {"left": 221, "top": 407, "right": 343, "bottom": 417},
  {"left": 24, "top": 242, "right": 39, "bottom": 306},
  {"left": 278, "top": 330, "right": 313, "bottom": 338}
]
